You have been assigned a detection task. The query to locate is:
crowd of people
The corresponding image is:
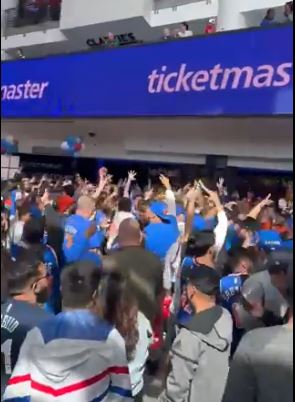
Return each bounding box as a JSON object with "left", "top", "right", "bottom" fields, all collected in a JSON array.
[
  {"left": 1, "top": 167, "right": 293, "bottom": 401},
  {"left": 162, "top": 20, "right": 216, "bottom": 41},
  {"left": 261, "top": 2, "right": 293, "bottom": 26}
]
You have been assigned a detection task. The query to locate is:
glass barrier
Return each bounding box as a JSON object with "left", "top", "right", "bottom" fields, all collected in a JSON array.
[
  {"left": 3, "top": 2, "right": 61, "bottom": 37},
  {"left": 153, "top": 0, "right": 204, "bottom": 11}
]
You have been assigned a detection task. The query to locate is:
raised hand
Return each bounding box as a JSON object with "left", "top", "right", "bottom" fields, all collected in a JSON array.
[
  {"left": 144, "top": 188, "right": 154, "bottom": 200},
  {"left": 186, "top": 186, "right": 201, "bottom": 202},
  {"left": 216, "top": 177, "right": 224, "bottom": 189},
  {"left": 99, "top": 167, "right": 108, "bottom": 180},
  {"left": 128, "top": 170, "right": 137, "bottom": 182},
  {"left": 260, "top": 193, "right": 273, "bottom": 208},
  {"left": 159, "top": 174, "right": 171, "bottom": 190},
  {"left": 199, "top": 180, "right": 222, "bottom": 209}
]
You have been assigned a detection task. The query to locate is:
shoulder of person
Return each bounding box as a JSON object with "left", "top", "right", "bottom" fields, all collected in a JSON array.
[
  {"left": 172, "top": 327, "right": 201, "bottom": 363},
  {"left": 5, "top": 300, "right": 53, "bottom": 324},
  {"left": 236, "top": 325, "right": 290, "bottom": 358}
]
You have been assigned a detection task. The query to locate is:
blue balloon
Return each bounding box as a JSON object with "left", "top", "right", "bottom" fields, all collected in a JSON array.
[
  {"left": 1, "top": 139, "right": 18, "bottom": 154},
  {"left": 66, "top": 135, "right": 76, "bottom": 147}
]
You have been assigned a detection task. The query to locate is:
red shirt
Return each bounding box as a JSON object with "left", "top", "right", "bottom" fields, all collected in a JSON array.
[{"left": 205, "top": 23, "right": 216, "bottom": 34}]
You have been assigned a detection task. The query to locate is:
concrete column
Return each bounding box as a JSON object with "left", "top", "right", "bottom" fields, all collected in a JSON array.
[{"left": 217, "top": 0, "right": 246, "bottom": 31}]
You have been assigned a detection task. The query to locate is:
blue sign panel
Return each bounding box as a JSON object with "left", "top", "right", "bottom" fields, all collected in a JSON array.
[{"left": 1, "top": 25, "right": 293, "bottom": 118}]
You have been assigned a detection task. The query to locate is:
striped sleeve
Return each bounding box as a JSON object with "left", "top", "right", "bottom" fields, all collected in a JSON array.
[{"left": 107, "top": 329, "right": 133, "bottom": 401}]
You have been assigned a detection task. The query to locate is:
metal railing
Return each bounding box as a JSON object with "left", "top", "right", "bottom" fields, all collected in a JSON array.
[{"left": 2, "top": 5, "right": 60, "bottom": 37}]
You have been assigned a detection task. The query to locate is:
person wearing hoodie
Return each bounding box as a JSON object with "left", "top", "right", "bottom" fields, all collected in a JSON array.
[
  {"left": 3, "top": 261, "right": 133, "bottom": 402},
  {"left": 159, "top": 265, "right": 233, "bottom": 402}
]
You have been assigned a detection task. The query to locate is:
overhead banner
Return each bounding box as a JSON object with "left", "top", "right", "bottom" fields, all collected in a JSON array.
[{"left": 1, "top": 25, "right": 293, "bottom": 118}]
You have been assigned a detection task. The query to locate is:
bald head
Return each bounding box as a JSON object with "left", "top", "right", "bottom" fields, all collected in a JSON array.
[
  {"left": 118, "top": 218, "right": 141, "bottom": 246},
  {"left": 77, "top": 195, "right": 95, "bottom": 218}
]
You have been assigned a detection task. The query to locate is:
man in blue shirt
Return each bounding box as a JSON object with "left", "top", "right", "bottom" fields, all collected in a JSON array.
[
  {"left": 63, "top": 195, "right": 103, "bottom": 264},
  {"left": 137, "top": 199, "right": 179, "bottom": 261}
]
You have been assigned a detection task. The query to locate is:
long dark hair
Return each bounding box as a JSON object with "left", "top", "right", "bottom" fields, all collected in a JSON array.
[{"left": 98, "top": 272, "right": 139, "bottom": 361}]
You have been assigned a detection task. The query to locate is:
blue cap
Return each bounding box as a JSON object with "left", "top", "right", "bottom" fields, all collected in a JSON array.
[
  {"left": 149, "top": 200, "right": 169, "bottom": 220},
  {"left": 257, "top": 230, "right": 283, "bottom": 252}
]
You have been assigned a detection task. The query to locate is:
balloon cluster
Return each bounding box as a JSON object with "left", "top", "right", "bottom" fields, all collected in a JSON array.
[
  {"left": 1, "top": 136, "right": 19, "bottom": 155},
  {"left": 61, "top": 136, "right": 85, "bottom": 157}
]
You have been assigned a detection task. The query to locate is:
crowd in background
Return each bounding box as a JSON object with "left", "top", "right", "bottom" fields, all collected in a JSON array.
[
  {"left": 261, "top": 2, "right": 293, "bottom": 26},
  {"left": 1, "top": 166, "right": 293, "bottom": 401}
]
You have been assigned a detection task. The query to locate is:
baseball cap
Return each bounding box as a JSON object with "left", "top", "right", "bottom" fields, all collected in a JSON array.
[
  {"left": 57, "top": 194, "right": 75, "bottom": 214},
  {"left": 149, "top": 200, "right": 169, "bottom": 221},
  {"left": 265, "top": 250, "right": 293, "bottom": 273},
  {"left": 257, "top": 230, "right": 283, "bottom": 252}
]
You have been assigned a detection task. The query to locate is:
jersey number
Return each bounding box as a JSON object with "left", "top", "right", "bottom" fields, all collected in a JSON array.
[
  {"left": 1, "top": 339, "right": 12, "bottom": 374},
  {"left": 65, "top": 233, "right": 74, "bottom": 249}
]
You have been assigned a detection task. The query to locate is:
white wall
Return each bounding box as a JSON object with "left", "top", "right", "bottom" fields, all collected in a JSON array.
[
  {"left": 240, "top": 0, "right": 287, "bottom": 13},
  {"left": 1, "top": 118, "right": 292, "bottom": 170},
  {"left": 1, "top": 0, "right": 17, "bottom": 11},
  {"left": 2, "top": 28, "right": 67, "bottom": 49},
  {"left": 60, "top": 0, "right": 152, "bottom": 30}
]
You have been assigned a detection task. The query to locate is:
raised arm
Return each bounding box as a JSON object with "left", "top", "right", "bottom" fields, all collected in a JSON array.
[
  {"left": 160, "top": 174, "right": 176, "bottom": 217},
  {"left": 123, "top": 170, "right": 137, "bottom": 198},
  {"left": 92, "top": 168, "right": 109, "bottom": 200},
  {"left": 182, "top": 186, "right": 200, "bottom": 243},
  {"left": 247, "top": 194, "right": 273, "bottom": 220},
  {"left": 200, "top": 181, "right": 228, "bottom": 253}
]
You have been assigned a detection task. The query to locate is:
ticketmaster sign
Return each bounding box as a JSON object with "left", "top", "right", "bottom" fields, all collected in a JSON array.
[{"left": 1, "top": 25, "right": 293, "bottom": 118}]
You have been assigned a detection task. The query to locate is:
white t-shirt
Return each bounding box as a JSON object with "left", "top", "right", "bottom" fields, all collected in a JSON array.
[
  {"left": 178, "top": 30, "right": 193, "bottom": 38},
  {"left": 106, "top": 211, "right": 134, "bottom": 249}
]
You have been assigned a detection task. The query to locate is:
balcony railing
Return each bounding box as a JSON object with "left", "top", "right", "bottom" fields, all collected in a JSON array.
[
  {"left": 153, "top": 0, "right": 207, "bottom": 11},
  {"left": 2, "top": 4, "right": 61, "bottom": 37}
]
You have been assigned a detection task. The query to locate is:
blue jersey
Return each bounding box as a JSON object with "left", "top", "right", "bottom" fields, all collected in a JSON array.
[
  {"left": 220, "top": 274, "right": 248, "bottom": 314},
  {"left": 176, "top": 256, "right": 197, "bottom": 325},
  {"left": 63, "top": 214, "right": 103, "bottom": 264},
  {"left": 144, "top": 215, "right": 179, "bottom": 261},
  {"left": 43, "top": 245, "right": 60, "bottom": 315},
  {"left": 220, "top": 274, "right": 248, "bottom": 354},
  {"left": 1, "top": 299, "right": 52, "bottom": 395}
]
